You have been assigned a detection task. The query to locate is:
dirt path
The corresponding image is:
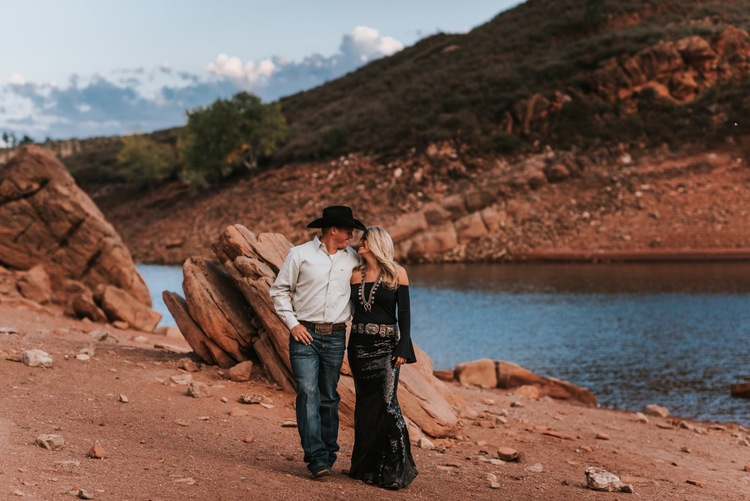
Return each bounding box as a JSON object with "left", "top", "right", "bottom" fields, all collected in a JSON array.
[{"left": 1, "top": 303, "right": 749, "bottom": 500}]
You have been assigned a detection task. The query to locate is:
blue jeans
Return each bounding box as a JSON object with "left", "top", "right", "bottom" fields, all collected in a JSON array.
[{"left": 289, "top": 327, "right": 346, "bottom": 472}]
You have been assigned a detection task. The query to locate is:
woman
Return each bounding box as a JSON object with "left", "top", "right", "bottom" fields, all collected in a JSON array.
[{"left": 347, "top": 226, "right": 418, "bottom": 490}]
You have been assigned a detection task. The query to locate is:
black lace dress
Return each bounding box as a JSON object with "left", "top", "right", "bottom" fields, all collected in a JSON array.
[{"left": 347, "top": 282, "right": 417, "bottom": 489}]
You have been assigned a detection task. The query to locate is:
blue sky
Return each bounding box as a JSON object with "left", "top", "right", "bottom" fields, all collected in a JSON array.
[{"left": 0, "top": 1, "right": 521, "bottom": 143}]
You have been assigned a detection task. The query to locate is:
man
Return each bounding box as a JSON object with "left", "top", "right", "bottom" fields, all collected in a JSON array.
[{"left": 270, "top": 205, "right": 366, "bottom": 479}]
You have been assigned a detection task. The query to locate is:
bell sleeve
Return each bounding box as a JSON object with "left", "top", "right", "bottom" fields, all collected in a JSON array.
[{"left": 394, "top": 285, "right": 417, "bottom": 363}]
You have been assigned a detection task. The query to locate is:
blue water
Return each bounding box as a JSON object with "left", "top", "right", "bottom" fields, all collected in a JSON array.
[{"left": 139, "top": 262, "right": 750, "bottom": 425}]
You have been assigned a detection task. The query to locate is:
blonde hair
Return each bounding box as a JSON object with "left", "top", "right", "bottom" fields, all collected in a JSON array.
[{"left": 360, "top": 226, "right": 400, "bottom": 290}]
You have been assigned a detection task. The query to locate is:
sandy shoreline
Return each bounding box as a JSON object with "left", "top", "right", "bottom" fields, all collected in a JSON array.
[{"left": 2, "top": 301, "right": 749, "bottom": 500}]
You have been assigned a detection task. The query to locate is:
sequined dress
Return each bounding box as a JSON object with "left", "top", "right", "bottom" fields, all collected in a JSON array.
[{"left": 347, "top": 282, "right": 417, "bottom": 488}]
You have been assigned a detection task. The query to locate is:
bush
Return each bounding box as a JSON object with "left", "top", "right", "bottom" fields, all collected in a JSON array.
[{"left": 116, "top": 135, "right": 174, "bottom": 186}]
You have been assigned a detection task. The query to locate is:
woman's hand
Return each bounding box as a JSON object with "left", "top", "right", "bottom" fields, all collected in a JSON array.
[{"left": 393, "top": 356, "right": 406, "bottom": 368}]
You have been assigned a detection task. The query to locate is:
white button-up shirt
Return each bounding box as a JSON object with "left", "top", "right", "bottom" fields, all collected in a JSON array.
[{"left": 270, "top": 236, "right": 360, "bottom": 330}]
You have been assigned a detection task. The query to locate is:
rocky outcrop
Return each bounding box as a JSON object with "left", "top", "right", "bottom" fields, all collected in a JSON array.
[
  {"left": 165, "top": 224, "right": 467, "bottom": 437},
  {"left": 0, "top": 146, "right": 159, "bottom": 330},
  {"left": 449, "top": 359, "right": 597, "bottom": 406}
]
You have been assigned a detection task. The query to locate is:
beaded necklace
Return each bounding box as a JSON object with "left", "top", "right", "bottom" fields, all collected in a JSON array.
[{"left": 358, "top": 264, "right": 383, "bottom": 312}]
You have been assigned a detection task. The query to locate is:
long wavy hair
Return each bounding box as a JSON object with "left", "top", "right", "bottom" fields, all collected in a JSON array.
[{"left": 359, "top": 226, "right": 400, "bottom": 290}]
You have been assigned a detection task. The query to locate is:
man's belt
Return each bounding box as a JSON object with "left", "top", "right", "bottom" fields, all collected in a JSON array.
[
  {"left": 298, "top": 320, "right": 347, "bottom": 335},
  {"left": 352, "top": 323, "right": 396, "bottom": 337}
]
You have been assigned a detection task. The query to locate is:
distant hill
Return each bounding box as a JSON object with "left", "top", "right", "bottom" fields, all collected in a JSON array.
[{"left": 276, "top": 0, "right": 750, "bottom": 160}]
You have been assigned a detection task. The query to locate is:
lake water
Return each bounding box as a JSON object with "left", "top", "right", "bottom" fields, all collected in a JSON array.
[{"left": 139, "top": 262, "right": 750, "bottom": 426}]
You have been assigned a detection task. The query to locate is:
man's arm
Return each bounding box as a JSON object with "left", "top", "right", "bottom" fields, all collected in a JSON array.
[{"left": 270, "top": 250, "right": 300, "bottom": 331}]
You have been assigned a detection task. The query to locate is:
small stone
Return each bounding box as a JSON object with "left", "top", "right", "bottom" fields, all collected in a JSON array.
[
  {"left": 177, "top": 358, "right": 200, "bottom": 372},
  {"left": 686, "top": 479, "right": 702, "bottom": 487},
  {"left": 75, "top": 354, "right": 91, "bottom": 361},
  {"left": 511, "top": 401, "right": 524, "bottom": 408},
  {"left": 476, "top": 440, "right": 487, "bottom": 447},
  {"left": 497, "top": 447, "right": 520, "bottom": 462},
  {"left": 259, "top": 402, "right": 274, "bottom": 409},
  {"left": 187, "top": 381, "right": 211, "bottom": 398},
  {"left": 524, "top": 463, "right": 543, "bottom": 473},
  {"left": 77, "top": 488, "right": 94, "bottom": 499},
  {"left": 174, "top": 419, "right": 190, "bottom": 427},
  {"left": 87, "top": 444, "right": 106, "bottom": 459},
  {"left": 90, "top": 330, "right": 119, "bottom": 343},
  {"left": 35, "top": 434, "right": 65, "bottom": 450},
  {"left": 22, "top": 349, "right": 53, "bottom": 368},
  {"left": 482, "top": 398, "right": 496, "bottom": 405},
  {"left": 112, "top": 320, "right": 130, "bottom": 330},
  {"left": 243, "top": 435, "right": 255, "bottom": 444},
  {"left": 230, "top": 408, "right": 250, "bottom": 417},
  {"left": 643, "top": 404, "right": 669, "bottom": 418},
  {"left": 595, "top": 433, "right": 610, "bottom": 440},
  {"left": 635, "top": 412, "right": 649, "bottom": 423},
  {"left": 679, "top": 421, "right": 695, "bottom": 431},
  {"left": 680, "top": 446, "right": 691, "bottom": 453},
  {"left": 198, "top": 416, "right": 210, "bottom": 421},
  {"left": 489, "top": 482, "right": 501, "bottom": 489},
  {"left": 495, "top": 416, "right": 508, "bottom": 425},
  {"left": 585, "top": 466, "right": 626, "bottom": 492},
  {"left": 119, "top": 394, "right": 129, "bottom": 403},
  {"left": 417, "top": 437, "right": 435, "bottom": 450},
  {"left": 221, "top": 397, "right": 229, "bottom": 403},
  {"left": 281, "top": 420, "right": 297, "bottom": 428},
  {"left": 227, "top": 361, "right": 254, "bottom": 382},
  {"left": 170, "top": 374, "right": 193, "bottom": 385},
  {"left": 238, "top": 394, "right": 264, "bottom": 404}
]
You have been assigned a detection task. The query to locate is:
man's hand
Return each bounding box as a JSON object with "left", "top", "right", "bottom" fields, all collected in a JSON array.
[{"left": 291, "top": 324, "right": 313, "bottom": 345}]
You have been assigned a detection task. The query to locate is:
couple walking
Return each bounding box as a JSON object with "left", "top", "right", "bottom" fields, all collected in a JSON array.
[{"left": 270, "top": 205, "right": 418, "bottom": 490}]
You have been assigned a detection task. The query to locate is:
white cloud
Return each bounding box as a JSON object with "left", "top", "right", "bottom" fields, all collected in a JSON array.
[
  {"left": 206, "top": 54, "right": 276, "bottom": 87},
  {"left": 9, "top": 73, "right": 26, "bottom": 85},
  {"left": 341, "top": 26, "right": 404, "bottom": 63}
]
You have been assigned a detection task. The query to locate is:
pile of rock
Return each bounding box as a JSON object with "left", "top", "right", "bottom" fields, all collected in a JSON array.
[
  {"left": 0, "top": 146, "right": 160, "bottom": 331},
  {"left": 437, "top": 358, "right": 597, "bottom": 406},
  {"left": 164, "top": 224, "right": 466, "bottom": 438}
]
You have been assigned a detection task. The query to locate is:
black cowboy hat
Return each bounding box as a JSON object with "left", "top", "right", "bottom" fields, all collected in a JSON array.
[{"left": 307, "top": 205, "right": 366, "bottom": 231}]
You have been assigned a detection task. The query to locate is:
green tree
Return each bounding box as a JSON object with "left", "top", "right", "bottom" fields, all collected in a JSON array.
[
  {"left": 181, "top": 91, "right": 288, "bottom": 184},
  {"left": 116, "top": 135, "right": 174, "bottom": 186}
]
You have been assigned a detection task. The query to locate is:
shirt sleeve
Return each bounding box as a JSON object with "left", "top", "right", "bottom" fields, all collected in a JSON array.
[
  {"left": 269, "top": 249, "right": 300, "bottom": 330},
  {"left": 394, "top": 285, "right": 417, "bottom": 363}
]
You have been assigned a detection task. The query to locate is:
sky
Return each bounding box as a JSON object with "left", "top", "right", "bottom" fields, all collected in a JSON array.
[{"left": 0, "top": 1, "right": 521, "bottom": 143}]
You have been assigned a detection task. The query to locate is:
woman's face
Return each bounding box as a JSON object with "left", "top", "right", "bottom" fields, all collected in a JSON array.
[{"left": 356, "top": 235, "right": 370, "bottom": 255}]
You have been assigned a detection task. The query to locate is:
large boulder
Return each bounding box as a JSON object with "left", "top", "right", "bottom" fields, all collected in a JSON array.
[
  {"left": 165, "top": 224, "right": 467, "bottom": 437},
  {"left": 0, "top": 146, "right": 150, "bottom": 306}
]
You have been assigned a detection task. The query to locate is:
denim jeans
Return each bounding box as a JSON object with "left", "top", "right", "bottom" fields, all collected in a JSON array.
[{"left": 289, "top": 327, "right": 346, "bottom": 472}]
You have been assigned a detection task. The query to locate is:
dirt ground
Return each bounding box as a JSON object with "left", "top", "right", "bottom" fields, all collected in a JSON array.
[{"left": 1, "top": 301, "right": 749, "bottom": 501}]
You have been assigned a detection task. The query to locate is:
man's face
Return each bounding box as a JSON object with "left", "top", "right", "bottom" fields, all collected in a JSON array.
[{"left": 330, "top": 226, "right": 354, "bottom": 250}]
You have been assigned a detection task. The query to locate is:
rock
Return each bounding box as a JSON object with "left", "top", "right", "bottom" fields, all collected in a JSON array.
[
  {"left": 418, "top": 437, "right": 435, "bottom": 450},
  {"left": 87, "top": 444, "right": 106, "bottom": 459},
  {"left": 243, "top": 435, "right": 255, "bottom": 443},
  {"left": 230, "top": 408, "right": 250, "bottom": 417},
  {"left": 16, "top": 264, "right": 52, "bottom": 304},
  {"left": 455, "top": 359, "right": 498, "bottom": 388},
  {"left": 75, "top": 354, "right": 91, "bottom": 361},
  {"left": 585, "top": 466, "right": 632, "bottom": 492},
  {"left": 170, "top": 374, "right": 193, "bottom": 385},
  {"left": 433, "top": 369, "right": 455, "bottom": 382},
  {"left": 280, "top": 420, "right": 297, "bottom": 428},
  {"left": 524, "top": 463, "right": 544, "bottom": 473},
  {"left": 238, "top": 394, "right": 264, "bottom": 404},
  {"left": 35, "top": 434, "right": 65, "bottom": 450},
  {"left": 177, "top": 358, "right": 200, "bottom": 372},
  {"left": 497, "top": 361, "right": 597, "bottom": 405},
  {"left": 90, "top": 329, "right": 119, "bottom": 343},
  {"left": 187, "top": 381, "right": 211, "bottom": 398},
  {"left": 72, "top": 290, "right": 108, "bottom": 323},
  {"left": 596, "top": 433, "right": 611, "bottom": 440},
  {"left": 643, "top": 404, "right": 670, "bottom": 418},
  {"left": 730, "top": 382, "right": 750, "bottom": 398},
  {"left": 119, "top": 394, "right": 129, "bottom": 403},
  {"left": 0, "top": 146, "right": 151, "bottom": 307},
  {"left": 99, "top": 285, "right": 161, "bottom": 332},
  {"left": 635, "top": 412, "right": 649, "bottom": 423},
  {"left": 22, "top": 349, "right": 53, "bottom": 368},
  {"left": 227, "top": 361, "right": 254, "bottom": 382},
  {"left": 497, "top": 447, "right": 520, "bottom": 461}
]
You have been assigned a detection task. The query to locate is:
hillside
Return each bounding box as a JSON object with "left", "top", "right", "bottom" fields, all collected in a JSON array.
[{"left": 4, "top": 0, "right": 750, "bottom": 264}]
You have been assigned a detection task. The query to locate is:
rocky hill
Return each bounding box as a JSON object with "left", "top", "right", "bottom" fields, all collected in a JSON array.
[{"left": 5, "top": 0, "right": 750, "bottom": 264}]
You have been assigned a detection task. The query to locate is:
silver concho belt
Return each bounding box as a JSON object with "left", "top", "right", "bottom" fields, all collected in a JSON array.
[{"left": 352, "top": 323, "right": 396, "bottom": 337}]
